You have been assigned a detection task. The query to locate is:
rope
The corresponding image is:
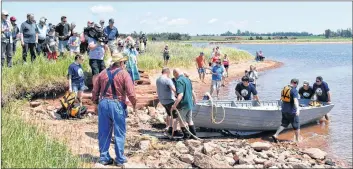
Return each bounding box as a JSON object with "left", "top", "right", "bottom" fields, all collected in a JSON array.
[
  {"left": 209, "top": 97, "right": 226, "bottom": 124},
  {"left": 170, "top": 109, "right": 202, "bottom": 141}
]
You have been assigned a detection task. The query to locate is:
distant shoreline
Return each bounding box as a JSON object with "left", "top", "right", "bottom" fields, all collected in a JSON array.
[{"left": 183, "top": 40, "right": 352, "bottom": 45}]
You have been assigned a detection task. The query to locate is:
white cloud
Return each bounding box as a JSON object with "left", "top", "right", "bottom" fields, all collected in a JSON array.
[
  {"left": 208, "top": 18, "right": 218, "bottom": 24},
  {"left": 90, "top": 5, "right": 115, "bottom": 14},
  {"left": 167, "top": 18, "right": 189, "bottom": 26},
  {"left": 158, "top": 17, "right": 168, "bottom": 23}
]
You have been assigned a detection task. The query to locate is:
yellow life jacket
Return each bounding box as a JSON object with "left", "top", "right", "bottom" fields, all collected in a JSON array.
[
  {"left": 281, "top": 85, "right": 292, "bottom": 103},
  {"left": 59, "top": 91, "right": 76, "bottom": 110}
]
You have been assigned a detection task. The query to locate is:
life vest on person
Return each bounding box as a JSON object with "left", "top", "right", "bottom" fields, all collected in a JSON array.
[
  {"left": 57, "top": 91, "right": 87, "bottom": 119},
  {"left": 281, "top": 85, "right": 292, "bottom": 103}
]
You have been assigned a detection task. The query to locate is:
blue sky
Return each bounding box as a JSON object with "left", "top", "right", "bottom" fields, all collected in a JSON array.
[{"left": 3, "top": 2, "right": 352, "bottom": 35}]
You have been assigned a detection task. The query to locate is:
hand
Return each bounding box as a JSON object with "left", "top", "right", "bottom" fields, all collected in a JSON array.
[
  {"left": 69, "top": 88, "right": 72, "bottom": 93},
  {"left": 296, "top": 110, "right": 300, "bottom": 116},
  {"left": 21, "top": 41, "right": 24, "bottom": 47},
  {"left": 171, "top": 104, "right": 177, "bottom": 112}
]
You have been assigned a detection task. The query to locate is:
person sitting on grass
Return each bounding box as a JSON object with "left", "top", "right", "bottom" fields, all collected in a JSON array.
[
  {"left": 68, "top": 54, "right": 86, "bottom": 106},
  {"left": 68, "top": 31, "right": 81, "bottom": 56}
]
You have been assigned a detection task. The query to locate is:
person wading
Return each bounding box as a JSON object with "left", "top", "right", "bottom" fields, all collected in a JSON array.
[
  {"left": 272, "top": 78, "right": 301, "bottom": 143},
  {"left": 20, "top": 13, "right": 38, "bottom": 64},
  {"left": 1, "top": 10, "right": 13, "bottom": 68},
  {"left": 171, "top": 68, "right": 197, "bottom": 139},
  {"left": 312, "top": 76, "right": 331, "bottom": 120},
  {"left": 92, "top": 56, "right": 137, "bottom": 167},
  {"left": 156, "top": 67, "right": 184, "bottom": 138},
  {"left": 195, "top": 52, "right": 206, "bottom": 83},
  {"left": 210, "top": 59, "right": 224, "bottom": 99},
  {"left": 235, "top": 76, "right": 259, "bottom": 101}
]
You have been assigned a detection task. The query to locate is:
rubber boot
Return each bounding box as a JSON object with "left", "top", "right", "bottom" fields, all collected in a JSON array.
[
  {"left": 181, "top": 127, "right": 190, "bottom": 139},
  {"left": 189, "top": 125, "right": 197, "bottom": 139}
]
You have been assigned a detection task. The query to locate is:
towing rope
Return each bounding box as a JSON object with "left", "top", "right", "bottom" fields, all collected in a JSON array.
[
  {"left": 209, "top": 97, "right": 226, "bottom": 124},
  {"left": 171, "top": 109, "right": 202, "bottom": 140}
]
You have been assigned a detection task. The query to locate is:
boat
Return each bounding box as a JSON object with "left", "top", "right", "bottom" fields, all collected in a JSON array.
[{"left": 192, "top": 99, "right": 334, "bottom": 131}]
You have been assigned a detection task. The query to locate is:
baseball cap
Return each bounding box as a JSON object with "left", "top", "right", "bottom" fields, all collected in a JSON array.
[
  {"left": 87, "top": 21, "right": 93, "bottom": 24},
  {"left": 291, "top": 78, "right": 299, "bottom": 84},
  {"left": 242, "top": 76, "right": 250, "bottom": 82},
  {"left": 303, "top": 80, "right": 309, "bottom": 86},
  {"left": 10, "top": 16, "right": 16, "bottom": 21},
  {"left": 109, "top": 18, "right": 114, "bottom": 23},
  {"left": 2, "top": 11, "right": 9, "bottom": 16},
  {"left": 39, "top": 17, "right": 46, "bottom": 23},
  {"left": 200, "top": 52, "right": 204, "bottom": 55},
  {"left": 100, "top": 19, "right": 104, "bottom": 23}
]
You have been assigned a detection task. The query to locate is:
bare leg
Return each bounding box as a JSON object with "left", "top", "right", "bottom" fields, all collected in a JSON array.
[
  {"left": 202, "top": 73, "right": 205, "bottom": 83},
  {"left": 295, "top": 129, "right": 301, "bottom": 142},
  {"left": 273, "top": 126, "right": 285, "bottom": 138}
]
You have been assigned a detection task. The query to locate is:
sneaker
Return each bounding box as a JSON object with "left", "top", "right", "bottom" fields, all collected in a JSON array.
[
  {"left": 172, "top": 130, "right": 184, "bottom": 139},
  {"left": 99, "top": 159, "right": 114, "bottom": 165},
  {"left": 115, "top": 159, "right": 128, "bottom": 167}
]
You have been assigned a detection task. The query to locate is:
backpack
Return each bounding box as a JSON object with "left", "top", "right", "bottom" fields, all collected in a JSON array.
[
  {"left": 281, "top": 85, "right": 292, "bottom": 103},
  {"left": 56, "top": 91, "right": 87, "bottom": 119}
]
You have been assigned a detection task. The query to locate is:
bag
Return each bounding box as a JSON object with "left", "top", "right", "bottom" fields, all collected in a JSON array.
[
  {"left": 281, "top": 85, "right": 292, "bottom": 103},
  {"left": 57, "top": 92, "right": 87, "bottom": 119}
]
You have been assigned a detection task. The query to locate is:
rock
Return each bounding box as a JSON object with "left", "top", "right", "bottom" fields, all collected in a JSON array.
[
  {"left": 286, "top": 157, "right": 300, "bottom": 163},
  {"left": 313, "top": 165, "right": 326, "bottom": 168},
  {"left": 254, "top": 164, "right": 264, "bottom": 169},
  {"left": 254, "top": 151, "right": 269, "bottom": 159},
  {"left": 202, "top": 142, "right": 215, "bottom": 155},
  {"left": 303, "top": 154, "right": 312, "bottom": 160},
  {"left": 194, "top": 153, "right": 229, "bottom": 168},
  {"left": 147, "top": 107, "right": 156, "bottom": 117},
  {"left": 291, "top": 163, "right": 311, "bottom": 169},
  {"left": 212, "top": 154, "right": 225, "bottom": 161},
  {"left": 239, "top": 154, "right": 256, "bottom": 165},
  {"left": 325, "top": 159, "right": 336, "bottom": 166},
  {"left": 251, "top": 142, "right": 272, "bottom": 151},
  {"left": 233, "top": 164, "right": 255, "bottom": 168},
  {"left": 189, "top": 145, "right": 202, "bottom": 155},
  {"left": 34, "top": 107, "right": 46, "bottom": 114},
  {"left": 46, "top": 106, "right": 56, "bottom": 111},
  {"left": 124, "top": 162, "right": 149, "bottom": 168},
  {"left": 139, "top": 140, "right": 151, "bottom": 151},
  {"left": 185, "top": 139, "right": 202, "bottom": 147},
  {"left": 176, "top": 141, "right": 189, "bottom": 154},
  {"left": 156, "top": 114, "right": 165, "bottom": 124},
  {"left": 179, "top": 154, "right": 194, "bottom": 164},
  {"left": 233, "top": 154, "right": 240, "bottom": 164},
  {"left": 254, "top": 158, "right": 267, "bottom": 164},
  {"left": 303, "top": 148, "right": 327, "bottom": 160},
  {"left": 138, "top": 113, "right": 151, "bottom": 123},
  {"left": 30, "top": 101, "right": 41, "bottom": 107},
  {"left": 225, "top": 156, "right": 235, "bottom": 166},
  {"left": 264, "top": 160, "right": 275, "bottom": 168},
  {"left": 268, "top": 166, "right": 279, "bottom": 169},
  {"left": 163, "top": 158, "right": 191, "bottom": 168},
  {"left": 266, "top": 151, "right": 277, "bottom": 158}
]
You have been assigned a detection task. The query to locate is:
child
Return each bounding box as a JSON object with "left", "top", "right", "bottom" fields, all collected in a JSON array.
[
  {"left": 68, "top": 54, "right": 85, "bottom": 106},
  {"left": 46, "top": 28, "right": 58, "bottom": 60},
  {"left": 223, "top": 54, "right": 229, "bottom": 77},
  {"left": 68, "top": 31, "right": 81, "bottom": 56}
]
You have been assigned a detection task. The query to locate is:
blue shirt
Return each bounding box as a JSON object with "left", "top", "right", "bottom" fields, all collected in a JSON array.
[
  {"left": 176, "top": 75, "right": 194, "bottom": 110},
  {"left": 88, "top": 37, "right": 104, "bottom": 60},
  {"left": 312, "top": 81, "right": 330, "bottom": 102},
  {"left": 281, "top": 87, "right": 298, "bottom": 114},
  {"left": 103, "top": 26, "right": 118, "bottom": 40},
  {"left": 68, "top": 62, "right": 84, "bottom": 85},
  {"left": 235, "top": 82, "right": 257, "bottom": 100},
  {"left": 212, "top": 65, "right": 224, "bottom": 81},
  {"left": 2, "top": 20, "right": 12, "bottom": 39},
  {"left": 20, "top": 20, "right": 38, "bottom": 43}
]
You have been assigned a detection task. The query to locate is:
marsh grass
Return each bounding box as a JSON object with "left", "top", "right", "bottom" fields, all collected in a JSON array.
[{"left": 1, "top": 100, "right": 82, "bottom": 168}]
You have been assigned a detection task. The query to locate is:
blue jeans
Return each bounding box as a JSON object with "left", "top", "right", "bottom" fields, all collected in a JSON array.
[
  {"left": 98, "top": 98, "right": 127, "bottom": 164},
  {"left": 58, "top": 40, "right": 68, "bottom": 53},
  {"left": 71, "top": 82, "right": 85, "bottom": 93}
]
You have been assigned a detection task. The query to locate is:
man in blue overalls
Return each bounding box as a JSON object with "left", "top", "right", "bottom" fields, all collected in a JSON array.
[{"left": 92, "top": 56, "right": 137, "bottom": 167}]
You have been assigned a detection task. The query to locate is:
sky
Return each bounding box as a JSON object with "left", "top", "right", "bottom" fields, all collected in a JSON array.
[{"left": 2, "top": 2, "right": 352, "bottom": 35}]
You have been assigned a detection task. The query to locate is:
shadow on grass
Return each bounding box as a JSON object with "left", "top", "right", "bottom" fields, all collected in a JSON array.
[{"left": 79, "top": 153, "right": 100, "bottom": 163}]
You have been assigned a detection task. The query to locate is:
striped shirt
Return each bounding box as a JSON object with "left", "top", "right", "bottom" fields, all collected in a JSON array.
[{"left": 92, "top": 67, "right": 137, "bottom": 105}]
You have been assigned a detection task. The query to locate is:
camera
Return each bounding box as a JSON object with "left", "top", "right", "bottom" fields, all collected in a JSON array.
[{"left": 84, "top": 26, "right": 108, "bottom": 44}]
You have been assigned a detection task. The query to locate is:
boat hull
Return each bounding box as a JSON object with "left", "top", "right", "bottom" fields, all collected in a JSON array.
[{"left": 192, "top": 99, "right": 334, "bottom": 131}]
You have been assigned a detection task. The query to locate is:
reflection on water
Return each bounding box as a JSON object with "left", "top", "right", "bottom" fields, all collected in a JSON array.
[{"left": 194, "top": 43, "right": 353, "bottom": 166}]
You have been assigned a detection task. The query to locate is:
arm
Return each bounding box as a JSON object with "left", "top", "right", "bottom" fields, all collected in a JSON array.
[
  {"left": 325, "top": 83, "right": 331, "bottom": 103},
  {"left": 171, "top": 81, "right": 184, "bottom": 110},
  {"left": 252, "top": 86, "right": 259, "bottom": 101},
  {"left": 20, "top": 23, "right": 24, "bottom": 45},
  {"left": 88, "top": 38, "right": 99, "bottom": 50},
  {"left": 68, "top": 75, "right": 72, "bottom": 92},
  {"left": 124, "top": 72, "right": 137, "bottom": 111},
  {"left": 91, "top": 73, "right": 101, "bottom": 103},
  {"left": 293, "top": 91, "right": 300, "bottom": 115},
  {"left": 192, "top": 90, "right": 197, "bottom": 105}
]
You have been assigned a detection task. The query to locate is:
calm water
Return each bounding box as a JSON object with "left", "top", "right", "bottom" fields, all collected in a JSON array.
[{"left": 195, "top": 43, "right": 352, "bottom": 165}]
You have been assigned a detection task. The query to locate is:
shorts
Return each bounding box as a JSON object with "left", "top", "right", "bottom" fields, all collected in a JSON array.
[
  {"left": 178, "top": 108, "right": 192, "bottom": 123},
  {"left": 108, "top": 40, "right": 118, "bottom": 54},
  {"left": 197, "top": 67, "right": 205, "bottom": 74},
  {"left": 162, "top": 102, "right": 178, "bottom": 118},
  {"left": 163, "top": 55, "right": 170, "bottom": 61},
  {"left": 72, "top": 82, "right": 85, "bottom": 93},
  {"left": 224, "top": 65, "right": 229, "bottom": 69},
  {"left": 208, "top": 62, "right": 212, "bottom": 67},
  {"left": 281, "top": 112, "right": 300, "bottom": 130},
  {"left": 89, "top": 59, "right": 106, "bottom": 76},
  {"left": 58, "top": 40, "right": 68, "bottom": 52},
  {"left": 212, "top": 80, "right": 222, "bottom": 90}
]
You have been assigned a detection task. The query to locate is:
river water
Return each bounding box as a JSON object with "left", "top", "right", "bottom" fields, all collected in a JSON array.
[{"left": 194, "top": 43, "right": 352, "bottom": 166}]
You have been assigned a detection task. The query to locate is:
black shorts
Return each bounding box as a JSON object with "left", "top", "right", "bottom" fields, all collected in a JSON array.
[
  {"left": 162, "top": 102, "right": 178, "bottom": 118},
  {"left": 89, "top": 59, "right": 106, "bottom": 76},
  {"left": 208, "top": 62, "right": 212, "bottom": 67},
  {"left": 224, "top": 65, "right": 229, "bottom": 69},
  {"left": 163, "top": 55, "right": 170, "bottom": 61},
  {"left": 281, "top": 112, "right": 300, "bottom": 130}
]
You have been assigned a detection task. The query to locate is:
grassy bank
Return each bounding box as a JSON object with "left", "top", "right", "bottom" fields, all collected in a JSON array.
[
  {"left": 1, "top": 41, "right": 253, "bottom": 167},
  {"left": 1, "top": 100, "right": 81, "bottom": 168}
]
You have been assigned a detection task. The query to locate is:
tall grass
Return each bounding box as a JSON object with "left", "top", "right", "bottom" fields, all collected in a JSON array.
[{"left": 1, "top": 100, "right": 82, "bottom": 168}]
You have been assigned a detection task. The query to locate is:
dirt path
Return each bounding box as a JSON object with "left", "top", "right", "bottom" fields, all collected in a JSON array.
[{"left": 20, "top": 59, "right": 284, "bottom": 168}]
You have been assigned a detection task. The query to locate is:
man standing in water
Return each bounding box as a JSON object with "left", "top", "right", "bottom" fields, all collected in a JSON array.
[
  {"left": 195, "top": 52, "right": 206, "bottom": 83},
  {"left": 272, "top": 78, "right": 301, "bottom": 143},
  {"left": 92, "top": 57, "right": 137, "bottom": 167},
  {"left": 210, "top": 59, "right": 224, "bottom": 99},
  {"left": 235, "top": 76, "right": 259, "bottom": 101},
  {"left": 171, "top": 68, "right": 197, "bottom": 139},
  {"left": 312, "top": 76, "right": 331, "bottom": 120}
]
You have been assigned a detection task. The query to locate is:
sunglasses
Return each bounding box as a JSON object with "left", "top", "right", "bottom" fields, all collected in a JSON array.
[{"left": 316, "top": 80, "right": 321, "bottom": 83}]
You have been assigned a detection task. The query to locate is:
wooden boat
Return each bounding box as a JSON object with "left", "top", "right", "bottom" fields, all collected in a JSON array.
[{"left": 192, "top": 99, "right": 334, "bottom": 131}]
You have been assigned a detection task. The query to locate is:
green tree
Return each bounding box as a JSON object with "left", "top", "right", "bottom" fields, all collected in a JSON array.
[{"left": 325, "top": 29, "right": 331, "bottom": 38}]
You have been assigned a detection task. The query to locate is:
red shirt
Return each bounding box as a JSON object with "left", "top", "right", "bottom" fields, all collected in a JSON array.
[
  {"left": 212, "top": 56, "right": 220, "bottom": 63},
  {"left": 196, "top": 56, "right": 205, "bottom": 68},
  {"left": 92, "top": 67, "right": 137, "bottom": 106}
]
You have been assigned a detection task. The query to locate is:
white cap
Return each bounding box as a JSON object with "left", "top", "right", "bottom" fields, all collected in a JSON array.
[{"left": 2, "top": 10, "right": 9, "bottom": 15}]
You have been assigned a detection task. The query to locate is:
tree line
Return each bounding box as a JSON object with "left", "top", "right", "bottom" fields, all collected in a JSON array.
[
  {"left": 121, "top": 31, "right": 191, "bottom": 41},
  {"left": 218, "top": 30, "right": 313, "bottom": 37},
  {"left": 324, "top": 28, "right": 352, "bottom": 38}
]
